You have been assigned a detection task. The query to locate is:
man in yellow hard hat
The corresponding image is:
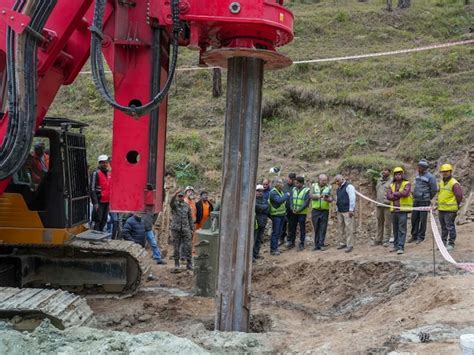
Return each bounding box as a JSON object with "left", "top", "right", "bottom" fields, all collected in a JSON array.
[
  {"left": 437, "top": 164, "right": 463, "bottom": 251},
  {"left": 386, "top": 167, "right": 413, "bottom": 255}
]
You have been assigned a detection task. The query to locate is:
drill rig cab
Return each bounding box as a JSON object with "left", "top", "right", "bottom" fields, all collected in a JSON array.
[{"left": 4, "top": 117, "right": 90, "bottom": 238}]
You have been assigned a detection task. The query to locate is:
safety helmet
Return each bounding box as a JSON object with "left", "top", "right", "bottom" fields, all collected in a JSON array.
[
  {"left": 393, "top": 167, "right": 404, "bottom": 174},
  {"left": 185, "top": 186, "right": 194, "bottom": 192},
  {"left": 440, "top": 163, "right": 453, "bottom": 172},
  {"left": 98, "top": 154, "right": 109, "bottom": 162}
]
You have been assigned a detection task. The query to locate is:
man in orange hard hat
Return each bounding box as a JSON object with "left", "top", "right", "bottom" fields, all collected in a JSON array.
[{"left": 437, "top": 164, "right": 463, "bottom": 251}]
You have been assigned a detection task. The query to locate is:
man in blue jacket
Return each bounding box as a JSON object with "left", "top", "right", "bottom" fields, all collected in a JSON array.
[
  {"left": 122, "top": 214, "right": 147, "bottom": 247},
  {"left": 409, "top": 159, "right": 438, "bottom": 244}
]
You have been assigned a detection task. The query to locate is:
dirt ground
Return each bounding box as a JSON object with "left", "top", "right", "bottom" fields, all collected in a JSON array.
[{"left": 87, "top": 215, "right": 474, "bottom": 353}]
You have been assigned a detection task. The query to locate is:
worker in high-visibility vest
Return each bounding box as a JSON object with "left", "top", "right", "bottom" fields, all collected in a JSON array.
[
  {"left": 437, "top": 164, "right": 463, "bottom": 251},
  {"left": 288, "top": 176, "right": 310, "bottom": 251},
  {"left": 386, "top": 167, "right": 413, "bottom": 255},
  {"left": 310, "top": 173, "right": 333, "bottom": 251},
  {"left": 268, "top": 178, "right": 288, "bottom": 256}
]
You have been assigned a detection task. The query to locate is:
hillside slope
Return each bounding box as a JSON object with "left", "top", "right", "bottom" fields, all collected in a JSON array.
[{"left": 49, "top": 0, "right": 474, "bottom": 190}]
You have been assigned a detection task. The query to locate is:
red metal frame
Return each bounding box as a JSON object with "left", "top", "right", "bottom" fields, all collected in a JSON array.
[{"left": 0, "top": 0, "right": 293, "bottom": 213}]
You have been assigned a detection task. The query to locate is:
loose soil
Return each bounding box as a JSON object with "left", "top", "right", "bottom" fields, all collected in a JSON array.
[{"left": 87, "top": 220, "right": 474, "bottom": 353}]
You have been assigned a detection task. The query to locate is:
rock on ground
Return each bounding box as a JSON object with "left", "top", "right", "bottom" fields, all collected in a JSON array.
[{"left": 0, "top": 320, "right": 208, "bottom": 355}]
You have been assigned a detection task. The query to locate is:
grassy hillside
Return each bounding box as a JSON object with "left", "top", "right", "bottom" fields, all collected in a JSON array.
[{"left": 49, "top": 0, "right": 474, "bottom": 190}]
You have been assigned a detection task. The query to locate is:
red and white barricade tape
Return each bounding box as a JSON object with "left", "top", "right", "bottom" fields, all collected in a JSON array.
[{"left": 355, "top": 190, "right": 474, "bottom": 273}]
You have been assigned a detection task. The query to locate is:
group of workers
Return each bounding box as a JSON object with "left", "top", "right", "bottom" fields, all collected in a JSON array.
[
  {"left": 88, "top": 153, "right": 464, "bottom": 270},
  {"left": 254, "top": 159, "right": 463, "bottom": 261},
  {"left": 89, "top": 154, "right": 215, "bottom": 271}
]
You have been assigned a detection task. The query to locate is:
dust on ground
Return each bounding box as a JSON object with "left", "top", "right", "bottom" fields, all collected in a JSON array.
[{"left": 81, "top": 219, "right": 474, "bottom": 353}]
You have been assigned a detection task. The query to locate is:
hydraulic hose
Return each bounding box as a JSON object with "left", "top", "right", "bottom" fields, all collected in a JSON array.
[
  {"left": 0, "top": 0, "right": 57, "bottom": 180},
  {"left": 90, "top": 0, "right": 181, "bottom": 117}
]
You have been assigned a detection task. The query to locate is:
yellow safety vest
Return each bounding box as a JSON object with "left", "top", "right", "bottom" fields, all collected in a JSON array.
[
  {"left": 292, "top": 187, "right": 310, "bottom": 215},
  {"left": 438, "top": 178, "right": 459, "bottom": 212},
  {"left": 311, "top": 183, "right": 331, "bottom": 210},
  {"left": 390, "top": 180, "right": 413, "bottom": 212},
  {"left": 269, "top": 188, "right": 286, "bottom": 216}
]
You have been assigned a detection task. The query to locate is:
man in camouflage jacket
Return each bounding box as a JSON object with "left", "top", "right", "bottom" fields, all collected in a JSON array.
[{"left": 170, "top": 188, "right": 195, "bottom": 270}]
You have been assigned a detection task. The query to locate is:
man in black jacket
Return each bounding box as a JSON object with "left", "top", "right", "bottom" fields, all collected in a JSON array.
[
  {"left": 122, "top": 214, "right": 146, "bottom": 247},
  {"left": 253, "top": 184, "right": 269, "bottom": 262},
  {"left": 122, "top": 213, "right": 158, "bottom": 280}
]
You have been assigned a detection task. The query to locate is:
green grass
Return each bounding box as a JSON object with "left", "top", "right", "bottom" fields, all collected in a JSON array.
[{"left": 49, "top": 0, "right": 474, "bottom": 188}]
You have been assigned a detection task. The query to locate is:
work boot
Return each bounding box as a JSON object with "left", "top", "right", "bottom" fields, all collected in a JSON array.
[
  {"left": 285, "top": 242, "right": 295, "bottom": 249},
  {"left": 298, "top": 244, "right": 304, "bottom": 252},
  {"left": 407, "top": 237, "right": 417, "bottom": 243},
  {"left": 270, "top": 250, "right": 280, "bottom": 256},
  {"left": 383, "top": 242, "right": 390, "bottom": 247},
  {"left": 156, "top": 259, "right": 167, "bottom": 265},
  {"left": 446, "top": 244, "right": 454, "bottom": 251},
  {"left": 186, "top": 261, "right": 193, "bottom": 271},
  {"left": 337, "top": 244, "right": 346, "bottom": 250},
  {"left": 397, "top": 249, "right": 404, "bottom": 255},
  {"left": 345, "top": 246, "right": 353, "bottom": 253},
  {"left": 416, "top": 238, "right": 425, "bottom": 244}
]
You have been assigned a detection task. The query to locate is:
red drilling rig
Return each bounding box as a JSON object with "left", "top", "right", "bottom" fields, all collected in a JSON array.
[{"left": 0, "top": 0, "right": 293, "bottom": 331}]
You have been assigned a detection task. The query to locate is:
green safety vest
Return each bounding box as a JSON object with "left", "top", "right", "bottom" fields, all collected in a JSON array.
[
  {"left": 311, "top": 183, "right": 332, "bottom": 210},
  {"left": 268, "top": 188, "right": 286, "bottom": 216},
  {"left": 292, "top": 187, "right": 310, "bottom": 215}
]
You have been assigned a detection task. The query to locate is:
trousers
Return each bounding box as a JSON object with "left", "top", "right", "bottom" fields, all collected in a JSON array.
[
  {"left": 92, "top": 202, "right": 109, "bottom": 232},
  {"left": 411, "top": 200, "right": 430, "bottom": 240},
  {"left": 172, "top": 229, "right": 192, "bottom": 262},
  {"left": 439, "top": 211, "right": 457, "bottom": 246},
  {"left": 376, "top": 206, "right": 392, "bottom": 243},
  {"left": 270, "top": 216, "right": 284, "bottom": 252},
  {"left": 337, "top": 212, "right": 354, "bottom": 248},
  {"left": 311, "top": 209, "right": 329, "bottom": 249},
  {"left": 253, "top": 226, "right": 266, "bottom": 259},
  {"left": 146, "top": 230, "right": 162, "bottom": 260},
  {"left": 392, "top": 212, "right": 408, "bottom": 251},
  {"left": 288, "top": 214, "right": 307, "bottom": 246}
]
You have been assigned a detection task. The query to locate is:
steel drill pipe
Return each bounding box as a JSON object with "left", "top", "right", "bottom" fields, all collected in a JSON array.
[{"left": 215, "top": 56, "right": 264, "bottom": 332}]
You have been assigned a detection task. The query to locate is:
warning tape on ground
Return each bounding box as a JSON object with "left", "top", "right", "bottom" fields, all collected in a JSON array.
[
  {"left": 355, "top": 189, "right": 474, "bottom": 273},
  {"left": 78, "top": 39, "right": 474, "bottom": 75}
]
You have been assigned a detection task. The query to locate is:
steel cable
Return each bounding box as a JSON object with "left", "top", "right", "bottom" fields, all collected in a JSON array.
[
  {"left": 90, "top": 0, "right": 181, "bottom": 117},
  {"left": 0, "top": 0, "right": 57, "bottom": 179}
]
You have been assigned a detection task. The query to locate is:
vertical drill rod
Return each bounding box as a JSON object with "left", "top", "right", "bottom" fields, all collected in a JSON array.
[{"left": 215, "top": 56, "right": 264, "bottom": 332}]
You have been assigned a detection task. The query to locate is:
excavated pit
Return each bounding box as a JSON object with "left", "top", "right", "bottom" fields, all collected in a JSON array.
[{"left": 252, "top": 260, "right": 419, "bottom": 320}]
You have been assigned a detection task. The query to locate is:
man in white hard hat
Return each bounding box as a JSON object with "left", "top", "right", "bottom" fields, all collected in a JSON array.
[{"left": 90, "top": 154, "right": 111, "bottom": 231}]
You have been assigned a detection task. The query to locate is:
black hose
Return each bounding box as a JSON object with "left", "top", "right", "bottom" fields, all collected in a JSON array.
[
  {"left": 0, "top": 0, "right": 57, "bottom": 180},
  {"left": 90, "top": 0, "right": 181, "bottom": 117}
]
